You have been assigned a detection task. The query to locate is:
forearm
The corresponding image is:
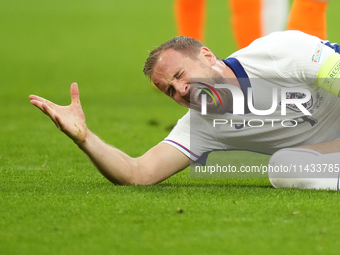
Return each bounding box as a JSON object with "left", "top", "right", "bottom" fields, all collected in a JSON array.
[{"left": 77, "top": 130, "right": 140, "bottom": 185}]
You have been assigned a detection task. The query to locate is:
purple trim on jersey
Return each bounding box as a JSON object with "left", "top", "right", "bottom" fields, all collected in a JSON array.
[
  {"left": 164, "top": 139, "right": 199, "bottom": 159},
  {"left": 322, "top": 41, "right": 340, "bottom": 53},
  {"left": 195, "top": 148, "right": 322, "bottom": 165},
  {"left": 222, "top": 57, "right": 252, "bottom": 114},
  {"left": 195, "top": 149, "right": 271, "bottom": 166}
]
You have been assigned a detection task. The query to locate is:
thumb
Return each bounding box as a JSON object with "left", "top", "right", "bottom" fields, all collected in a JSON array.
[{"left": 70, "top": 82, "right": 80, "bottom": 105}]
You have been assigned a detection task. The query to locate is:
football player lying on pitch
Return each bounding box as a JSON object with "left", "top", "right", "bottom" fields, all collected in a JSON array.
[{"left": 30, "top": 30, "right": 340, "bottom": 190}]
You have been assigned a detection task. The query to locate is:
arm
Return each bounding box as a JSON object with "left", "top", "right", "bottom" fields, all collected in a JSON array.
[
  {"left": 29, "top": 83, "right": 190, "bottom": 185},
  {"left": 77, "top": 132, "right": 190, "bottom": 185},
  {"left": 316, "top": 52, "right": 340, "bottom": 98}
]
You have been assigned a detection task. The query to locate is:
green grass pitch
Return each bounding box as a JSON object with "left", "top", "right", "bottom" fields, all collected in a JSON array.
[{"left": 1, "top": 0, "right": 340, "bottom": 254}]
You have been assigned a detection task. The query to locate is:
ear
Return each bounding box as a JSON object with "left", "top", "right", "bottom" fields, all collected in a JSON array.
[{"left": 200, "top": 47, "right": 216, "bottom": 66}]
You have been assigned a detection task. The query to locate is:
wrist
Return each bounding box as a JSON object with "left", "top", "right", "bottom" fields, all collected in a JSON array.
[{"left": 74, "top": 127, "right": 90, "bottom": 147}]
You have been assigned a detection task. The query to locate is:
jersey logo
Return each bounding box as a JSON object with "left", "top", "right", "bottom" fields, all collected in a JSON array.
[
  {"left": 312, "top": 43, "right": 323, "bottom": 63},
  {"left": 280, "top": 92, "right": 313, "bottom": 113}
]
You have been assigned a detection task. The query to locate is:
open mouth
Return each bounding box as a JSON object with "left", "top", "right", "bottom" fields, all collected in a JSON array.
[{"left": 190, "top": 87, "right": 216, "bottom": 106}]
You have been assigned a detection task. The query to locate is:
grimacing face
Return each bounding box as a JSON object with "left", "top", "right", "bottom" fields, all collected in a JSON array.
[{"left": 151, "top": 48, "right": 233, "bottom": 114}]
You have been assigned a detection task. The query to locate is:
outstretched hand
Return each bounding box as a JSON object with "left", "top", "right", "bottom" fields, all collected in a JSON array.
[{"left": 29, "top": 83, "right": 87, "bottom": 145}]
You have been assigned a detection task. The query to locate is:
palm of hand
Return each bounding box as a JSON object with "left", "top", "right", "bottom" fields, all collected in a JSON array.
[{"left": 29, "top": 83, "right": 87, "bottom": 144}]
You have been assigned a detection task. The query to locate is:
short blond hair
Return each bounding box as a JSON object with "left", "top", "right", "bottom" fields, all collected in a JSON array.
[{"left": 143, "top": 36, "right": 204, "bottom": 78}]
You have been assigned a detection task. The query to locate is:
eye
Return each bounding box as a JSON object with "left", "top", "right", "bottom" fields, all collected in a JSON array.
[{"left": 176, "top": 71, "right": 184, "bottom": 79}]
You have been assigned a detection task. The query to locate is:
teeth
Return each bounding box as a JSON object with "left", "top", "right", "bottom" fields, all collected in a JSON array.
[
  {"left": 193, "top": 89, "right": 201, "bottom": 102},
  {"left": 192, "top": 89, "right": 215, "bottom": 105}
]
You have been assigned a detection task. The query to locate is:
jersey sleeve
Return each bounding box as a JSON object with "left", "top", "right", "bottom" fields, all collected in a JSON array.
[
  {"left": 267, "top": 31, "right": 335, "bottom": 84},
  {"left": 161, "top": 111, "right": 199, "bottom": 161},
  {"left": 231, "top": 31, "right": 335, "bottom": 85},
  {"left": 161, "top": 111, "right": 232, "bottom": 162}
]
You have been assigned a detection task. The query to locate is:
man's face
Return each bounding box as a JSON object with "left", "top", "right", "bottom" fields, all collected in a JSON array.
[{"left": 151, "top": 48, "right": 232, "bottom": 114}]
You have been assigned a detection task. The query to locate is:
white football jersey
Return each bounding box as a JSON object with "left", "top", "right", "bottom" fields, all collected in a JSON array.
[{"left": 163, "top": 31, "right": 340, "bottom": 164}]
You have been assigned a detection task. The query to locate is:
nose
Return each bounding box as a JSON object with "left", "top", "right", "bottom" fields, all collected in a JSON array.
[{"left": 172, "top": 80, "right": 189, "bottom": 97}]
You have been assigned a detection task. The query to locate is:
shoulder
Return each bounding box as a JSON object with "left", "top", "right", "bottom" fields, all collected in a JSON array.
[
  {"left": 229, "top": 31, "right": 335, "bottom": 80},
  {"left": 231, "top": 30, "right": 322, "bottom": 57},
  {"left": 255, "top": 30, "right": 321, "bottom": 47}
]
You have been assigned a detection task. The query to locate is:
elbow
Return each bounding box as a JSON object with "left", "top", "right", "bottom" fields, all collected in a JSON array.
[
  {"left": 130, "top": 174, "right": 158, "bottom": 186},
  {"left": 130, "top": 168, "right": 160, "bottom": 186},
  {"left": 105, "top": 160, "right": 160, "bottom": 186},
  {"left": 108, "top": 170, "right": 157, "bottom": 186},
  {"left": 112, "top": 178, "right": 156, "bottom": 186},
  {"left": 132, "top": 179, "right": 158, "bottom": 186}
]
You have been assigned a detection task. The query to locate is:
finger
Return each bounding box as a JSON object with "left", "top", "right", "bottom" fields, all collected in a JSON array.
[
  {"left": 30, "top": 100, "right": 54, "bottom": 117},
  {"left": 30, "top": 99, "right": 46, "bottom": 113},
  {"left": 29, "top": 95, "right": 56, "bottom": 107},
  {"left": 31, "top": 99, "right": 58, "bottom": 126},
  {"left": 31, "top": 99, "right": 61, "bottom": 129},
  {"left": 41, "top": 103, "right": 60, "bottom": 129},
  {"left": 30, "top": 98, "right": 57, "bottom": 114},
  {"left": 29, "top": 94, "right": 49, "bottom": 101},
  {"left": 54, "top": 114, "right": 63, "bottom": 130},
  {"left": 70, "top": 83, "right": 80, "bottom": 105}
]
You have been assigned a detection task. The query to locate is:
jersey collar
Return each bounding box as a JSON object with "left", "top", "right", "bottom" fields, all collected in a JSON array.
[{"left": 222, "top": 57, "right": 251, "bottom": 114}]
